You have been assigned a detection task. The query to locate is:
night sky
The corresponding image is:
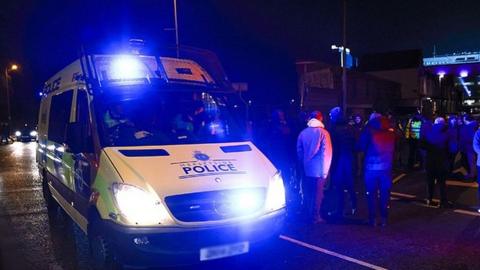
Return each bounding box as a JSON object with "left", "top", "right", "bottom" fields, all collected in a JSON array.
[{"left": 1, "top": 0, "right": 480, "bottom": 123}]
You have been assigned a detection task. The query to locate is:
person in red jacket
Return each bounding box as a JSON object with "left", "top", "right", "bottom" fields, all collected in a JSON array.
[{"left": 358, "top": 115, "right": 395, "bottom": 226}]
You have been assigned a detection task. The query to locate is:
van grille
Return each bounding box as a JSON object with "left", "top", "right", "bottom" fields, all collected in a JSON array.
[{"left": 165, "top": 188, "right": 266, "bottom": 222}]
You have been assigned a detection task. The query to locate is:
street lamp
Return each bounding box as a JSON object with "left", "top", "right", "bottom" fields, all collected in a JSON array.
[
  {"left": 4, "top": 64, "right": 20, "bottom": 124},
  {"left": 331, "top": 45, "right": 349, "bottom": 116}
]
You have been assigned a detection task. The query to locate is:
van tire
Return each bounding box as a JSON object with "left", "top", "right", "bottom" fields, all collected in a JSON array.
[
  {"left": 41, "top": 169, "right": 58, "bottom": 211},
  {"left": 88, "top": 216, "right": 123, "bottom": 270}
]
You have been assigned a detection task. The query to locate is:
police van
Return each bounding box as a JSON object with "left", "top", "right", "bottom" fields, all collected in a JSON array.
[{"left": 36, "top": 47, "right": 285, "bottom": 269}]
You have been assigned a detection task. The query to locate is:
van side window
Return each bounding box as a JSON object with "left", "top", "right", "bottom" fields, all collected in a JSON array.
[
  {"left": 76, "top": 91, "right": 89, "bottom": 127},
  {"left": 75, "top": 90, "right": 94, "bottom": 153},
  {"left": 48, "top": 91, "right": 73, "bottom": 143}
]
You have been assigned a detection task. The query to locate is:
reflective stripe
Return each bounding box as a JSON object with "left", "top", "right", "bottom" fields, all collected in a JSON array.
[{"left": 406, "top": 120, "right": 422, "bottom": 139}]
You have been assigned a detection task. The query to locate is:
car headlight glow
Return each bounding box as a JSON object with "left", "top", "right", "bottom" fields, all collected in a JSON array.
[
  {"left": 112, "top": 183, "right": 173, "bottom": 226},
  {"left": 229, "top": 189, "right": 264, "bottom": 215},
  {"left": 265, "top": 172, "right": 286, "bottom": 212},
  {"left": 30, "top": 131, "right": 38, "bottom": 137},
  {"left": 15, "top": 131, "right": 21, "bottom": 136}
]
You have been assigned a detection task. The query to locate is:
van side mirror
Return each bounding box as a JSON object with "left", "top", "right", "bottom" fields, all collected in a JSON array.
[{"left": 65, "top": 122, "right": 93, "bottom": 154}]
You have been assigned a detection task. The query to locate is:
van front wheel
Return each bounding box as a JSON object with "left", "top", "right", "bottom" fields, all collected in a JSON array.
[{"left": 89, "top": 224, "right": 122, "bottom": 270}]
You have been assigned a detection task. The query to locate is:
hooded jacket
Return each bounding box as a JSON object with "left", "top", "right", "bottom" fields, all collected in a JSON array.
[
  {"left": 329, "top": 117, "right": 356, "bottom": 176},
  {"left": 424, "top": 122, "right": 453, "bottom": 171},
  {"left": 357, "top": 117, "right": 395, "bottom": 171},
  {"left": 297, "top": 118, "right": 333, "bottom": 178}
]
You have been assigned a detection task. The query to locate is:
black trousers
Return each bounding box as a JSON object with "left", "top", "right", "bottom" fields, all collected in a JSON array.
[
  {"left": 426, "top": 169, "right": 447, "bottom": 203},
  {"left": 408, "top": 138, "right": 419, "bottom": 169},
  {"left": 302, "top": 177, "right": 326, "bottom": 221}
]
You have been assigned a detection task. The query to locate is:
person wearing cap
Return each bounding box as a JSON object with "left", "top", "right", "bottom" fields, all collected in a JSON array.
[
  {"left": 358, "top": 115, "right": 395, "bottom": 226},
  {"left": 297, "top": 111, "right": 332, "bottom": 224},
  {"left": 423, "top": 117, "right": 455, "bottom": 208},
  {"left": 328, "top": 107, "right": 357, "bottom": 218}
]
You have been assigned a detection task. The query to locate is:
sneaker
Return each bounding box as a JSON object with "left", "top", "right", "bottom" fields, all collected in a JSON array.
[{"left": 425, "top": 199, "right": 434, "bottom": 207}]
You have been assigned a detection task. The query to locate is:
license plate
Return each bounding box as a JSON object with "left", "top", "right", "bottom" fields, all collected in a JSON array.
[{"left": 200, "top": 241, "right": 249, "bottom": 261}]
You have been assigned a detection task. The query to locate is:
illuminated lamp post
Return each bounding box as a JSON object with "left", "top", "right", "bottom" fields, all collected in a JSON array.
[
  {"left": 331, "top": 45, "right": 350, "bottom": 116},
  {"left": 4, "top": 64, "right": 19, "bottom": 124}
]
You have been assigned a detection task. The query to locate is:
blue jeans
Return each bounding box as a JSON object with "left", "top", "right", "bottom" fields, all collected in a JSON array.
[
  {"left": 364, "top": 170, "right": 392, "bottom": 220},
  {"left": 302, "top": 177, "right": 326, "bottom": 222}
]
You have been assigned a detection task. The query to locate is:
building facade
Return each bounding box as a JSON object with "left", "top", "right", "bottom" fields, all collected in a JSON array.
[
  {"left": 423, "top": 52, "right": 480, "bottom": 114},
  {"left": 296, "top": 61, "right": 401, "bottom": 119}
]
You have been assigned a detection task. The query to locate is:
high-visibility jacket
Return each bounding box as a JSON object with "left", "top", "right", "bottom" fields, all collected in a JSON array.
[{"left": 405, "top": 119, "right": 422, "bottom": 139}]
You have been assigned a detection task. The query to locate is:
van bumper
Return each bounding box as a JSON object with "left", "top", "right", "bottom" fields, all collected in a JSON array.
[{"left": 102, "top": 209, "right": 285, "bottom": 268}]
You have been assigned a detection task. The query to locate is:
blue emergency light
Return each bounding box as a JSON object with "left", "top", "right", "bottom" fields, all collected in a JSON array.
[{"left": 110, "top": 56, "right": 146, "bottom": 80}]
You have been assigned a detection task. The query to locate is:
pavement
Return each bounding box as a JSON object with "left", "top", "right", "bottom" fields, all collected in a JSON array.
[{"left": 0, "top": 142, "right": 479, "bottom": 270}]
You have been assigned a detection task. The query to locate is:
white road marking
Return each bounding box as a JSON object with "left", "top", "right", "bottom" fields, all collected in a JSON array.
[
  {"left": 412, "top": 202, "right": 438, "bottom": 208},
  {"left": 446, "top": 180, "right": 478, "bottom": 188},
  {"left": 392, "top": 173, "right": 406, "bottom": 184},
  {"left": 453, "top": 209, "right": 480, "bottom": 217},
  {"left": 279, "top": 235, "right": 388, "bottom": 270},
  {"left": 391, "top": 191, "right": 479, "bottom": 217},
  {"left": 390, "top": 192, "right": 416, "bottom": 199}
]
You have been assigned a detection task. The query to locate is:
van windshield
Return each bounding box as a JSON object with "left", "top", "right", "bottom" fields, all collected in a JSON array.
[{"left": 95, "top": 89, "right": 250, "bottom": 147}]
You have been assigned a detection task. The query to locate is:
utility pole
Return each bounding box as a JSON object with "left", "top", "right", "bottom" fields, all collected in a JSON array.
[
  {"left": 4, "top": 68, "right": 11, "bottom": 123},
  {"left": 342, "top": 0, "right": 347, "bottom": 117},
  {"left": 4, "top": 64, "right": 18, "bottom": 124},
  {"left": 174, "top": 0, "right": 180, "bottom": 58}
]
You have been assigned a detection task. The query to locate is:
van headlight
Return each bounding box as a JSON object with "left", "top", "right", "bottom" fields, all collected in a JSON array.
[
  {"left": 15, "top": 131, "right": 21, "bottom": 137},
  {"left": 112, "top": 183, "right": 173, "bottom": 226},
  {"left": 30, "top": 131, "right": 38, "bottom": 137},
  {"left": 265, "top": 172, "right": 286, "bottom": 212}
]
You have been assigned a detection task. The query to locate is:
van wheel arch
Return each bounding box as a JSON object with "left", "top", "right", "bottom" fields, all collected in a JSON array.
[
  {"left": 41, "top": 168, "right": 58, "bottom": 211},
  {"left": 87, "top": 207, "right": 122, "bottom": 270}
]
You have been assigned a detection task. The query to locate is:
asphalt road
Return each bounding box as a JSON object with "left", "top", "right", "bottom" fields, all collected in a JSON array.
[{"left": 0, "top": 142, "right": 479, "bottom": 270}]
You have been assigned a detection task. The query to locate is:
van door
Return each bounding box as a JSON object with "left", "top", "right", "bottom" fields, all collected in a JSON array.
[
  {"left": 71, "top": 89, "right": 95, "bottom": 217},
  {"left": 46, "top": 90, "right": 74, "bottom": 189}
]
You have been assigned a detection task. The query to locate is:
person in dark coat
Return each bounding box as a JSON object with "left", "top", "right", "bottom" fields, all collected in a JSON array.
[
  {"left": 328, "top": 107, "right": 357, "bottom": 217},
  {"left": 472, "top": 126, "right": 480, "bottom": 213},
  {"left": 423, "top": 117, "right": 454, "bottom": 207},
  {"left": 447, "top": 115, "right": 459, "bottom": 176},
  {"left": 264, "top": 109, "right": 296, "bottom": 210},
  {"left": 358, "top": 115, "right": 395, "bottom": 226},
  {"left": 459, "top": 114, "right": 478, "bottom": 179},
  {"left": 351, "top": 114, "right": 365, "bottom": 176}
]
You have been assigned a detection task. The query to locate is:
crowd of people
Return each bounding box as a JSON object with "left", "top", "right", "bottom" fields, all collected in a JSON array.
[{"left": 260, "top": 107, "right": 480, "bottom": 227}]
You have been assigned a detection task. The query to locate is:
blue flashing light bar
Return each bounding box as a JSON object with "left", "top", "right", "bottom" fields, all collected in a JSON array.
[
  {"left": 92, "top": 54, "right": 216, "bottom": 87},
  {"left": 94, "top": 55, "right": 159, "bottom": 85}
]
